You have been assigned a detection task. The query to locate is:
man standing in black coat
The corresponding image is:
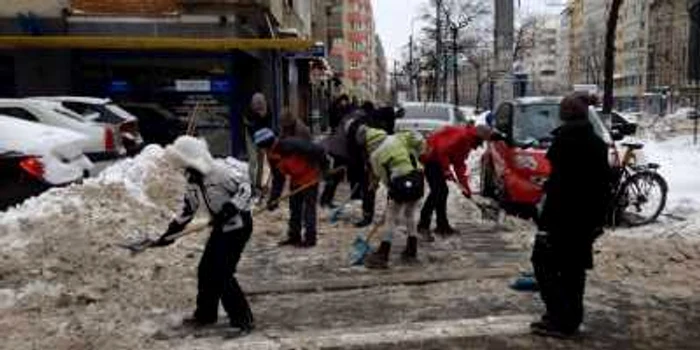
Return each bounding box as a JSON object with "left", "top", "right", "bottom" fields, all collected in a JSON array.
[{"left": 531, "top": 92, "right": 612, "bottom": 338}]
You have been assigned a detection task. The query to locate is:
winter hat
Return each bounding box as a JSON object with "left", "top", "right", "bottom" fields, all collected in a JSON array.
[
  {"left": 253, "top": 128, "right": 276, "bottom": 148},
  {"left": 560, "top": 92, "right": 594, "bottom": 122},
  {"left": 166, "top": 136, "right": 215, "bottom": 175}
]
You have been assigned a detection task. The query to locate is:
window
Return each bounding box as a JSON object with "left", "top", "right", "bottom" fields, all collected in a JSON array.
[
  {"left": 494, "top": 103, "right": 513, "bottom": 137},
  {"left": 0, "top": 107, "right": 39, "bottom": 122}
]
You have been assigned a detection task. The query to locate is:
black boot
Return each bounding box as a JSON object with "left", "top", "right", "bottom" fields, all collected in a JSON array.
[
  {"left": 278, "top": 234, "right": 302, "bottom": 247},
  {"left": 434, "top": 225, "right": 458, "bottom": 236},
  {"left": 401, "top": 236, "right": 419, "bottom": 263},
  {"left": 364, "top": 241, "right": 391, "bottom": 269},
  {"left": 354, "top": 216, "right": 373, "bottom": 228}
]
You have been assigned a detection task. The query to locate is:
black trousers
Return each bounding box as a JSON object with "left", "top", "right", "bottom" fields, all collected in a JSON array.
[
  {"left": 531, "top": 234, "right": 587, "bottom": 332},
  {"left": 320, "top": 155, "right": 347, "bottom": 206},
  {"left": 194, "top": 213, "right": 254, "bottom": 326},
  {"left": 418, "top": 161, "right": 450, "bottom": 229},
  {"left": 288, "top": 183, "right": 319, "bottom": 242}
]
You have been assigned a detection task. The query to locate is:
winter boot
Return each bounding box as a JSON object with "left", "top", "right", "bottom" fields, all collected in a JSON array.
[
  {"left": 401, "top": 236, "right": 419, "bottom": 263},
  {"left": 354, "top": 216, "right": 373, "bottom": 228},
  {"left": 417, "top": 226, "right": 435, "bottom": 242},
  {"left": 278, "top": 234, "right": 302, "bottom": 247},
  {"left": 364, "top": 241, "right": 391, "bottom": 269},
  {"left": 434, "top": 225, "right": 458, "bottom": 236}
]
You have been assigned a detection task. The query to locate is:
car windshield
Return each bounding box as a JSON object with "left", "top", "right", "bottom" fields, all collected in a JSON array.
[
  {"left": 401, "top": 105, "right": 451, "bottom": 121},
  {"left": 513, "top": 104, "right": 562, "bottom": 145}
]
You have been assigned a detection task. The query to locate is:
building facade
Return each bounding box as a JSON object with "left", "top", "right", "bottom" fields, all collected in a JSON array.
[
  {"left": 327, "top": 0, "right": 381, "bottom": 101},
  {"left": 521, "top": 15, "right": 560, "bottom": 95},
  {"left": 647, "top": 0, "right": 693, "bottom": 112},
  {"left": 614, "top": 0, "right": 649, "bottom": 110},
  {"left": 0, "top": 0, "right": 320, "bottom": 156},
  {"left": 557, "top": 6, "right": 572, "bottom": 90}
]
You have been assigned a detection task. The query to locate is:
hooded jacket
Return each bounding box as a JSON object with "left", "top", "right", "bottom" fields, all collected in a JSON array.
[
  {"left": 421, "top": 125, "right": 482, "bottom": 191},
  {"left": 362, "top": 127, "right": 424, "bottom": 186},
  {"left": 166, "top": 157, "right": 253, "bottom": 236}
]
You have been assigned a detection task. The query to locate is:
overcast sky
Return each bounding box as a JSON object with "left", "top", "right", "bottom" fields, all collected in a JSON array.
[{"left": 372, "top": 0, "right": 566, "bottom": 64}]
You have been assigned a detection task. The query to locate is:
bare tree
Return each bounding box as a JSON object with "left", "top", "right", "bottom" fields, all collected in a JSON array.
[{"left": 603, "top": 0, "right": 624, "bottom": 114}]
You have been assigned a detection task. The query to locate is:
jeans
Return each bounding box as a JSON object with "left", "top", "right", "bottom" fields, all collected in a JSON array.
[
  {"left": 288, "top": 184, "right": 319, "bottom": 242},
  {"left": 531, "top": 234, "right": 587, "bottom": 332},
  {"left": 194, "top": 212, "right": 254, "bottom": 326},
  {"left": 418, "top": 161, "right": 450, "bottom": 229}
]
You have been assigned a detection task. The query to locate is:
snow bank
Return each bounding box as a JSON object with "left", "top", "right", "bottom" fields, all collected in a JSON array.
[
  {"left": 0, "top": 144, "right": 186, "bottom": 252},
  {"left": 643, "top": 135, "right": 700, "bottom": 214}
]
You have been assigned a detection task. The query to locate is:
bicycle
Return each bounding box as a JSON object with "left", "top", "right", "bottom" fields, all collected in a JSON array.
[{"left": 608, "top": 142, "right": 668, "bottom": 227}]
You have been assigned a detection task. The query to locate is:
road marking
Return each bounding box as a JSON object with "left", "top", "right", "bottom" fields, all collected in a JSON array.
[{"left": 174, "top": 314, "right": 536, "bottom": 349}]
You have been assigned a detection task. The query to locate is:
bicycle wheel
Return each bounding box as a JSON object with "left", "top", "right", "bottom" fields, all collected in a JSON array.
[{"left": 615, "top": 171, "right": 668, "bottom": 227}]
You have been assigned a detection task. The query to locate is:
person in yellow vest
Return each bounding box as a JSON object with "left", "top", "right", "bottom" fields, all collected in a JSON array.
[{"left": 354, "top": 126, "right": 426, "bottom": 269}]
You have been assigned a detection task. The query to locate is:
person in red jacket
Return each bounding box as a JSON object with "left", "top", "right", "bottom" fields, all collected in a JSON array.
[
  {"left": 417, "top": 125, "right": 491, "bottom": 239},
  {"left": 254, "top": 128, "right": 328, "bottom": 248}
]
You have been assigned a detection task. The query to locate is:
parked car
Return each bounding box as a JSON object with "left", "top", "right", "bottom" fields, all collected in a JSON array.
[
  {"left": 394, "top": 102, "right": 468, "bottom": 136},
  {"left": 36, "top": 97, "right": 144, "bottom": 154},
  {"left": 669, "top": 107, "right": 699, "bottom": 120},
  {"left": 119, "top": 103, "right": 186, "bottom": 146},
  {"left": 0, "top": 116, "right": 93, "bottom": 210},
  {"left": 480, "top": 96, "right": 625, "bottom": 217},
  {"left": 597, "top": 108, "right": 638, "bottom": 136},
  {"left": 0, "top": 99, "right": 126, "bottom": 162}
]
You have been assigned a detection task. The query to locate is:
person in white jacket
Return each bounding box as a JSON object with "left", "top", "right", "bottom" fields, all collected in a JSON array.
[{"left": 154, "top": 136, "right": 255, "bottom": 333}]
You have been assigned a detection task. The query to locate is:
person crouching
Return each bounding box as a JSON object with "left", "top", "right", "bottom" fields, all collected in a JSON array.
[{"left": 154, "top": 136, "right": 255, "bottom": 333}]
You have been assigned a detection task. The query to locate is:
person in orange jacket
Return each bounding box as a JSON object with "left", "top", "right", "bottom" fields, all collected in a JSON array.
[
  {"left": 417, "top": 125, "right": 491, "bottom": 239},
  {"left": 254, "top": 128, "right": 327, "bottom": 248}
]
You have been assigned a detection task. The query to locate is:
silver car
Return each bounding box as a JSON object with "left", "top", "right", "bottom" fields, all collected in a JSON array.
[{"left": 394, "top": 102, "right": 468, "bottom": 136}]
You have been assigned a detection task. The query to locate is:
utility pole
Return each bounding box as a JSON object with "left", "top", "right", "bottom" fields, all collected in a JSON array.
[
  {"left": 436, "top": 0, "right": 443, "bottom": 102},
  {"left": 452, "top": 26, "right": 460, "bottom": 106},
  {"left": 493, "top": 0, "right": 514, "bottom": 108},
  {"left": 409, "top": 34, "right": 415, "bottom": 100}
]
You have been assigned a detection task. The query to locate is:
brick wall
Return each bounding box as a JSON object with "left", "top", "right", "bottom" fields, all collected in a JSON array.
[{"left": 71, "top": 0, "right": 179, "bottom": 15}]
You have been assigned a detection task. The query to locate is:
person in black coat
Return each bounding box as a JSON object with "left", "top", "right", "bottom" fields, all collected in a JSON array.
[{"left": 531, "top": 92, "right": 613, "bottom": 338}]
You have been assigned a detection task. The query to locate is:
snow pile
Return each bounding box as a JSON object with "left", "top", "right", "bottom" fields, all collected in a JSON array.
[
  {"left": 0, "top": 145, "right": 189, "bottom": 349},
  {"left": 0, "top": 145, "right": 186, "bottom": 251},
  {"left": 644, "top": 135, "right": 700, "bottom": 214}
]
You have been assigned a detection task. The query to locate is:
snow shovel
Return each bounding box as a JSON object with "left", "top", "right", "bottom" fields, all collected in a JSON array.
[
  {"left": 252, "top": 167, "right": 346, "bottom": 216},
  {"left": 117, "top": 221, "right": 210, "bottom": 255},
  {"left": 329, "top": 184, "right": 360, "bottom": 224},
  {"left": 349, "top": 206, "right": 387, "bottom": 266}
]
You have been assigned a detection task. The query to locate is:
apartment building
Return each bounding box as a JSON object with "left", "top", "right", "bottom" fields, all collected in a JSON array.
[
  {"left": 327, "top": 0, "right": 380, "bottom": 101},
  {"left": 647, "top": 0, "right": 693, "bottom": 111},
  {"left": 614, "top": 0, "right": 649, "bottom": 110},
  {"left": 558, "top": 6, "right": 572, "bottom": 89},
  {"left": 521, "top": 15, "right": 560, "bottom": 95}
]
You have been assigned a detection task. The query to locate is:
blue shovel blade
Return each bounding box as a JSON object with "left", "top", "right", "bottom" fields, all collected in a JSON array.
[{"left": 350, "top": 234, "right": 372, "bottom": 266}]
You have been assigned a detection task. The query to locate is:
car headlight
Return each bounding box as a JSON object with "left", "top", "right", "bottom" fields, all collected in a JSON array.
[{"left": 514, "top": 154, "right": 538, "bottom": 170}]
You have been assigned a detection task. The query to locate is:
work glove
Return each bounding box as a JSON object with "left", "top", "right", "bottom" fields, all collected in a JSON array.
[
  {"left": 444, "top": 171, "right": 456, "bottom": 182},
  {"left": 212, "top": 203, "right": 239, "bottom": 226}
]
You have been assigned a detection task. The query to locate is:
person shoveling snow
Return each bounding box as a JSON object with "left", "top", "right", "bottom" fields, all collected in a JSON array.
[{"left": 150, "top": 136, "right": 256, "bottom": 335}]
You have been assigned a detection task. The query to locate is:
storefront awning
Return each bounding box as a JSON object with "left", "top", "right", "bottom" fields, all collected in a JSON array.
[{"left": 0, "top": 35, "right": 313, "bottom": 52}]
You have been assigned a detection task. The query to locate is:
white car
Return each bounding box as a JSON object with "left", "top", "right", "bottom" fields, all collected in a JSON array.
[
  {"left": 0, "top": 99, "right": 126, "bottom": 161},
  {"left": 395, "top": 102, "right": 468, "bottom": 136},
  {"left": 35, "top": 96, "right": 144, "bottom": 154},
  {"left": 0, "top": 116, "right": 93, "bottom": 181}
]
